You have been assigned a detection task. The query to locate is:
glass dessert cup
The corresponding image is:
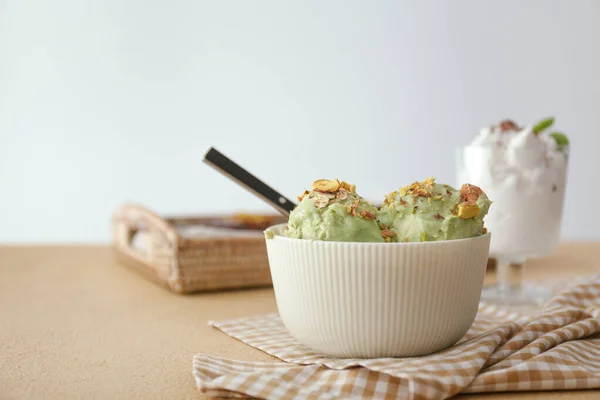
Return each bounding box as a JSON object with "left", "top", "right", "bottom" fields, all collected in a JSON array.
[{"left": 456, "top": 145, "right": 568, "bottom": 306}]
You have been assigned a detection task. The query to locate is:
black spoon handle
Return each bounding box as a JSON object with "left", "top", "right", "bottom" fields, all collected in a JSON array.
[{"left": 203, "top": 147, "right": 296, "bottom": 216}]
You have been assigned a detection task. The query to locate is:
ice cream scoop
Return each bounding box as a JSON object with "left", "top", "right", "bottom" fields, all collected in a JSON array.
[
  {"left": 378, "top": 177, "right": 491, "bottom": 242},
  {"left": 284, "top": 179, "right": 385, "bottom": 242}
]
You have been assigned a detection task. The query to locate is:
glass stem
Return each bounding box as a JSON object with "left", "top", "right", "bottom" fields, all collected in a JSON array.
[{"left": 496, "top": 261, "right": 524, "bottom": 292}]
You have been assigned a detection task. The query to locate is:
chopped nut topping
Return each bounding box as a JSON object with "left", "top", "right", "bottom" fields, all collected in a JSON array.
[
  {"left": 314, "top": 197, "right": 329, "bottom": 208},
  {"left": 381, "top": 229, "right": 397, "bottom": 239},
  {"left": 457, "top": 202, "right": 480, "bottom": 219},
  {"left": 483, "top": 227, "right": 488, "bottom": 234},
  {"left": 423, "top": 177, "right": 435, "bottom": 186},
  {"left": 360, "top": 210, "right": 376, "bottom": 220},
  {"left": 446, "top": 189, "right": 452, "bottom": 196},
  {"left": 345, "top": 204, "right": 352, "bottom": 214},
  {"left": 312, "top": 179, "right": 341, "bottom": 193},
  {"left": 498, "top": 119, "right": 519, "bottom": 132},
  {"left": 339, "top": 181, "right": 356, "bottom": 193},
  {"left": 380, "top": 223, "right": 388, "bottom": 230},
  {"left": 384, "top": 192, "right": 397, "bottom": 205},
  {"left": 297, "top": 190, "right": 310, "bottom": 202},
  {"left": 336, "top": 190, "right": 349, "bottom": 200},
  {"left": 400, "top": 177, "right": 436, "bottom": 198},
  {"left": 434, "top": 213, "right": 444, "bottom": 220},
  {"left": 399, "top": 198, "right": 408, "bottom": 206},
  {"left": 460, "top": 183, "right": 484, "bottom": 203},
  {"left": 350, "top": 199, "right": 360, "bottom": 216}
]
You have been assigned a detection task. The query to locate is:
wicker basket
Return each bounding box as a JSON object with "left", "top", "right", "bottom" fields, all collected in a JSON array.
[{"left": 112, "top": 203, "right": 286, "bottom": 294}]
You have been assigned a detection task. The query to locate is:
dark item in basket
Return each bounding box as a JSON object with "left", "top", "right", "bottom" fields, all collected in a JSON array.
[{"left": 171, "top": 213, "right": 281, "bottom": 232}]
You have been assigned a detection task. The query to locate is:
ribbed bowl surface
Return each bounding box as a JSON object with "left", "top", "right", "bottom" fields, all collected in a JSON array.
[{"left": 265, "top": 224, "right": 491, "bottom": 358}]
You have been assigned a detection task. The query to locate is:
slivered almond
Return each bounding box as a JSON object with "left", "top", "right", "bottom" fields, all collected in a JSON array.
[
  {"left": 339, "top": 181, "right": 356, "bottom": 192},
  {"left": 381, "top": 229, "right": 397, "bottom": 238},
  {"left": 360, "top": 210, "right": 376, "bottom": 220},
  {"left": 297, "top": 190, "right": 310, "bottom": 202},
  {"left": 336, "top": 190, "right": 349, "bottom": 200},
  {"left": 350, "top": 199, "right": 359, "bottom": 216},
  {"left": 312, "top": 179, "right": 341, "bottom": 193}
]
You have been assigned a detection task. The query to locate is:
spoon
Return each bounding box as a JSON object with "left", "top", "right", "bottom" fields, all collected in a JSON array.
[{"left": 203, "top": 147, "right": 296, "bottom": 216}]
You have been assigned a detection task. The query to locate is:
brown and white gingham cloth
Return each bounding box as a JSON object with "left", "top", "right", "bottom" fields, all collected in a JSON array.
[{"left": 193, "top": 275, "right": 600, "bottom": 399}]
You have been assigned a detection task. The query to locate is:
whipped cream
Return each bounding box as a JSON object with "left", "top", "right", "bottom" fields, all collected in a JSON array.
[{"left": 457, "top": 123, "right": 568, "bottom": 260}]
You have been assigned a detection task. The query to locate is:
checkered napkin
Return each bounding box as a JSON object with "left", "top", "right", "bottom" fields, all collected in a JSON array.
[{"left": 193, "top": 276, "right": 600, "bottom": 399}]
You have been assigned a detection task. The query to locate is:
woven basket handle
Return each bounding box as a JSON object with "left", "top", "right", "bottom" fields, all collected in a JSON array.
[{"left": 112, "top": 203, "right": 180, "bottom": 262}]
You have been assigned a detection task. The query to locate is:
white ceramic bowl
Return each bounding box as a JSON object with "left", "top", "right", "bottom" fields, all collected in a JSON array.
[{"left": 264, "top": 224, "right": 491, "bottom": 358}]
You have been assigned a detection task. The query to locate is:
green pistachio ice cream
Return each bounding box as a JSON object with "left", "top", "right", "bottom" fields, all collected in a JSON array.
[
  {"left": 285, "top": 179, "right": 385, "bottom": 242},
  {"left": 280, "top": 177, "right": 491, "bottom": 243},
  {"left": 378, "top": 178, "right": 491, "bottom": 242}
]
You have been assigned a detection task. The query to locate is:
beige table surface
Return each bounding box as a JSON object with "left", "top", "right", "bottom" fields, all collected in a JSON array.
[{"left": 1, "top": 244, "right": 599, "bottom": 400}]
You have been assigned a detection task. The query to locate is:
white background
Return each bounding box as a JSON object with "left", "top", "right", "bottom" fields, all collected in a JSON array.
[{"left": 1, "top": 0, "right": 599, "bottom": 243}]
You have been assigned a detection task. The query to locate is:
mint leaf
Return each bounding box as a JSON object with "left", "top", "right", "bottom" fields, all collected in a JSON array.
[
  {"left": 549, "top": 132, "right": 569, "bottom": 149},
  {"left": 532, "top": 117, "right": 555, "bottom": 134}
]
